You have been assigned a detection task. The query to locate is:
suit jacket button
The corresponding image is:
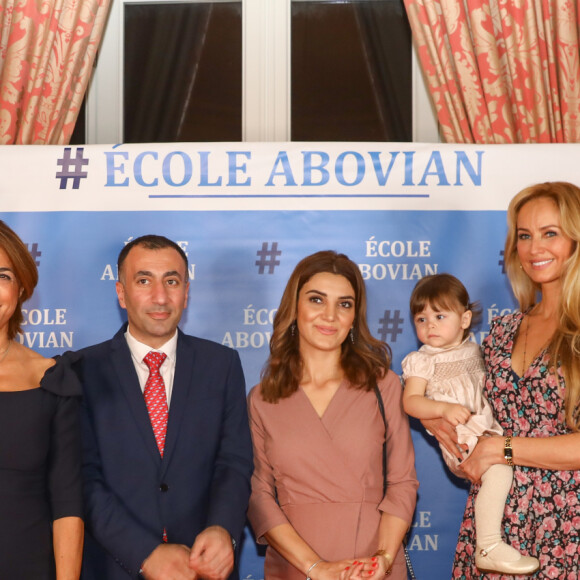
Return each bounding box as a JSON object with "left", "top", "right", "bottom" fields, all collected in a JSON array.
[{"left": 159, "top": 483, "right": 169, "bottom": 492}]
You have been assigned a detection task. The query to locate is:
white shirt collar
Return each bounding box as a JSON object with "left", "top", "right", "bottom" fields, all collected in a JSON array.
[{"left": 125, "top": 327, "right": 178, "bottom": 366}]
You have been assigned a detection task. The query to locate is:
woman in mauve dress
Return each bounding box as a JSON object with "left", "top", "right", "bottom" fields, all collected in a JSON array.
[{"left": 248, "top": 250, "right": 418, "bottom": 580}]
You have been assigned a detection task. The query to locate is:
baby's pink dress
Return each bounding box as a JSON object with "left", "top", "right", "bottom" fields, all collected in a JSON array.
[{"left": 401, "top": 339, "right": 502, "bottom": 476}]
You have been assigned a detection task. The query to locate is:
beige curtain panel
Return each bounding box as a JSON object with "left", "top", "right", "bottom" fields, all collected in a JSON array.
[{"left": 0, "top": 0, "right": 111, "bottom": 144}]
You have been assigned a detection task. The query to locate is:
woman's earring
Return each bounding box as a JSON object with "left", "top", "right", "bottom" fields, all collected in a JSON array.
[
  {"left": 291, "top": 322, "right": 296, "bottom": 336},
  {"left": 350, "top": 328, "right": 355, "bottom": 343}
]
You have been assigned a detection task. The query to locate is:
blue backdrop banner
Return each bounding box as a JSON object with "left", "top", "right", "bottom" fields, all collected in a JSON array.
[{"left": 2, "top": 142, "right": 578, "bottom": 579}]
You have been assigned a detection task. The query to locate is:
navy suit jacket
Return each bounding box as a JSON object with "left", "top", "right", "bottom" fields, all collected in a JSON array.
[{"left": 74, "top": 325, "right": 253, "bottom": 579}]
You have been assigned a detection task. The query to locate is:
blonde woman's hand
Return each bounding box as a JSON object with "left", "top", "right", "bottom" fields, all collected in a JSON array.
[
  {"left": 421, "top": 417, "right": 467, "bottom": 461},
  {"left": 459, "top": 435, "right": 503, "bottom": 483}
]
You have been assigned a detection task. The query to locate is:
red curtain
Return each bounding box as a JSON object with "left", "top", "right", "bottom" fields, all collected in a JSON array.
[
  {"left": 0, "top": 0, "right": 111, "bottom": 144},
  {"left": 404, "top": 0, "right": 580, "bottom": 143}
]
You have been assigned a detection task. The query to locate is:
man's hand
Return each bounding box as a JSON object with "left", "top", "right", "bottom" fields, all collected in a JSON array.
[
  {"left": 141, "top": 543, "right": 197, "bottom": 580},
  {"left": 189, "top": 526, "right": 234, "bottom": 580}
]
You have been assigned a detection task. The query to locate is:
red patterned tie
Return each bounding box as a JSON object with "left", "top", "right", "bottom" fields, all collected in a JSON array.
[{"left": 143, "top": 351, "right": 168, "bottom": 458}]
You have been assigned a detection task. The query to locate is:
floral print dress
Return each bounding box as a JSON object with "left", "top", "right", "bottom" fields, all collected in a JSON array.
[{"left": 453, "top": 313, "right": 580, "bottom": 580}]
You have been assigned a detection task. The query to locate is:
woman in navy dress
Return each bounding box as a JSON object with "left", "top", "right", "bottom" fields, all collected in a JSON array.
[{"left": 0, "top": 221, "right": 83, "bottom": 579}]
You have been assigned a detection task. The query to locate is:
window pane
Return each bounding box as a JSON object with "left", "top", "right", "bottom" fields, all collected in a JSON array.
[
  {"left": 124, "top": 2, "right": 242, "bottom": 143},
  {"left": 292, "top": 0, "right": 412, "bottom": 141},
  {"left": 70, "top": 98, "right": 86, "bottom": 144}
]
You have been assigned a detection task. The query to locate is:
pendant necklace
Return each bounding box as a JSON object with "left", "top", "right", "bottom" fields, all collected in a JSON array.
[
  {"left": 0, "top": 341, "right": 11, "bottom": 365},
  {"left": 0, "top": 340, "right": 12, "bottom": 363},
  {"left": 521, "top": 305, "right": 550, "bottom": 374},
  {"left": 522, "top": 316, "right": 529, "bottom": 373},
  {"left": 521, "top": 304, "right": 538, "bottom": 373}
]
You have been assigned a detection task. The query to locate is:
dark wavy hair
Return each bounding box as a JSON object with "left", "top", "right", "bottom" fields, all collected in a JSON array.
[
  {"left": 260, "top": 250, "right": 390, "bottom": 403},
  {"left": 0, "top": 221, "right": 38, "bottom": 340}
]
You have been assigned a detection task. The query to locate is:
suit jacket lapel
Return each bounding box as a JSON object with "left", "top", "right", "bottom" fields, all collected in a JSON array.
[
  {"left": 162, "top": 329, "right": 194, "bottom": 472},
  {"left": 110, "top": 326, "right": 162, "bottom": 466}
]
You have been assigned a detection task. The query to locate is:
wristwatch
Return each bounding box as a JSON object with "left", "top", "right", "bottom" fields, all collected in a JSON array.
[{"left": 504, "top": 436, "right": 513, "bottom": 467}]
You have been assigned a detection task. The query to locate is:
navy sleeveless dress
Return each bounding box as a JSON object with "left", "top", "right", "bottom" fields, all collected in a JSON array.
[{"left": 0, "top": 354, "right": 83, "bottom": 578}]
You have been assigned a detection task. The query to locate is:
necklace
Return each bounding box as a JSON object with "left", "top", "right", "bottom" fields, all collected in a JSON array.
[
  {"left": 521, "top": 304, "right": 539, "bottom": 373},
  {"left": 521, "top": 305, "right": 551, "bottom": 374},
  {"left": 0, "top": 341, "right": 11, "bottom": 364},
  {"left": 522, "top": 316, "right": 530, "bottom": 373}
]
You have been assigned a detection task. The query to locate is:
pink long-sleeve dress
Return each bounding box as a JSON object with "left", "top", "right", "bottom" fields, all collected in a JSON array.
[{"left": 247, "top": 369, "right": 418, "bottom": 579}]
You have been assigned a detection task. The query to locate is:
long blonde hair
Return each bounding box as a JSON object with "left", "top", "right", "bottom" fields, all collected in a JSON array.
[{"left": 505, "top": 182, "right": 580, "bottom": 430}]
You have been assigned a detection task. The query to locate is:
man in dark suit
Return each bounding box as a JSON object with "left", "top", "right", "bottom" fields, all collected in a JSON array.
[{"left": 75, "top": 235, "right": 253, "bottom": 579}]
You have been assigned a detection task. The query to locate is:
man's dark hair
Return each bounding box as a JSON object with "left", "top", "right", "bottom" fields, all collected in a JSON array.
[{"left": 117, "top": 235, "right": 189, "bottom": 276}]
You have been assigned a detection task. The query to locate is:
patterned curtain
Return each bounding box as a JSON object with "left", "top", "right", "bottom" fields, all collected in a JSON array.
[
  {"left": 403, "top": 0, "right": 580, "bottom": 143},
  {"left": 0, "top": 0, "right": 110, "bottom": 144}
]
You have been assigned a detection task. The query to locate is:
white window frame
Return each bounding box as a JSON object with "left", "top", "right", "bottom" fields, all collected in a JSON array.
[{"left": 86, "top": 0, "right": 438, "bottom": 144}]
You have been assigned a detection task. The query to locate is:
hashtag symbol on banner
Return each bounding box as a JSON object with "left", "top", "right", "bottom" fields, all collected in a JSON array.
[
  {"left": 255, "top": 242, "right": 282, "bottom": 274},
  {"left": 26, "top": 243, "right": 42, "bottom": 267},
  {"left": 56, "top": 147, "right": 89, "bottom": 189},
  {"left": 498, "top": 250, "right": 506, "bottom": 273},
  {"left": 377, "top": 310, "right": 404, "bottom": 343}
]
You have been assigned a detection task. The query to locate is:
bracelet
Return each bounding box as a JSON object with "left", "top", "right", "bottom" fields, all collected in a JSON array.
[
  {"left": 306, "top": 558, "right": 324, "bottom": 579},
  {"left": 374, "top": 550, "right": 393, "bottom": 575},
  {"left": 504, "top": 435, "right": 514, "bottom": 467}
]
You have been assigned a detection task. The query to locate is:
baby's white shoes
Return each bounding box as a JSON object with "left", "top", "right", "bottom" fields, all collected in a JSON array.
[{"left": 475, "top": 541, "right": 540, "bottom": 575}]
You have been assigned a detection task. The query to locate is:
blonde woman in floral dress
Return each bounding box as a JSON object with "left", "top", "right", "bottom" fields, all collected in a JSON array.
[
  {"left": 424, "top": 182, "right": 580, "bottom": 580},
  {"left": 440, "top": 182, "right": 580, "bottom": 579}
]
